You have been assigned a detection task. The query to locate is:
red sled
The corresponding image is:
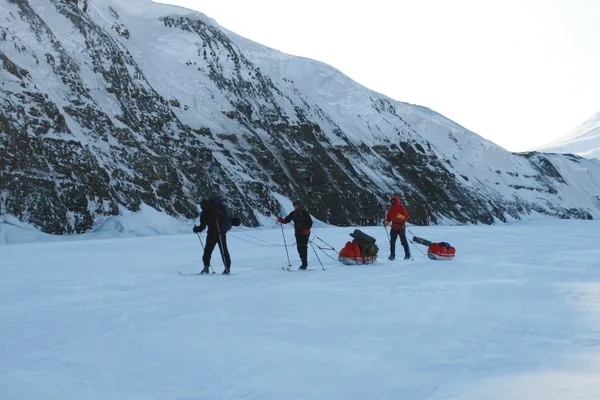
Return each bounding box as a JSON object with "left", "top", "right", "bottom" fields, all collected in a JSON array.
[
  {"left": 413, "top": 236, "right": 456, "bottom": 261},
  {"left": 427, "top": 242, "right": 456, "bottom": 261},
  {"left": 338, "top": 241, "right": 378, "bottom": 265}
]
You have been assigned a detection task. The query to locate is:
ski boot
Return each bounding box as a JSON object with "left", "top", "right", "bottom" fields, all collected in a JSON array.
[
  {"left": 200, "top": 266, "right": 210, "bottom": 274},
  {"left": 221, "top": 268, "right": 230, "bottom": 275},
  {"left": 404, "top": 255, "right": 411, "bottom": 260},
  {"left": 388, "top": 254, "right": 395, "bottom": 261}
]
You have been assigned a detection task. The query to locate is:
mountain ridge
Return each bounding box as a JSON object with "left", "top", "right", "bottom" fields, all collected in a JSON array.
[
  {"left": 1, "top": 0, "right": 600, "bottom": 234},
  {"left": 538, "top": 111, "right": 600, "bottom": 160}
]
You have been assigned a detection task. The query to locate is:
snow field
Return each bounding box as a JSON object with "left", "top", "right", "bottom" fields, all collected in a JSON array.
[{"left": 2, "top": 220, "right": 600, "bottom": 399}]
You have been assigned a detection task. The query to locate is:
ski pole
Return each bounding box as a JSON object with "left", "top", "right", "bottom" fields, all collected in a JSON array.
[
  {"left": 409, "top": 238, "right": 425, "bottom": 257},
  {"left": 407, "top": 228, "right": 427, "bottom": 258},
  {"left": 309, "top": 237, "right": 326, "bottom": 270},
  {"left": 196, "top": 232, "right": 215, "bottom": 274},
  {"left": 279, "top": 218, "right": 292, "bottom": 267},
  {"left": 316, "top": 236, "right": 336, "bottom": 251},
  {"left": 313, "top": 243, "right": 338, "bottom": 262},
  {"left": 196, "top": 232, "right": 205, "bottom": 249}
]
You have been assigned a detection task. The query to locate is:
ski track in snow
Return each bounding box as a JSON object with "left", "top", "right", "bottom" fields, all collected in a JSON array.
[{"left": 1, "top": 220, "right": 600, "bottom": 399}]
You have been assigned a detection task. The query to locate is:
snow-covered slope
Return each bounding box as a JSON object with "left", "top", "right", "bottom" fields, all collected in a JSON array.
[
  {"left": 1, "top": 0, "right": 600, "bottom": 234},
  {"left": 2, "top": 220, "right": 600, "bottom": 399},
  {"left": 539, "top": 111, "right": 600, "bottom": 160}
]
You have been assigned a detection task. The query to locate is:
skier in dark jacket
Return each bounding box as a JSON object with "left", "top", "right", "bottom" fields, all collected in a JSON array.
[
  {"left": 193, "top": 196, "right": 233, "bottom": 275},
  {"left": 278, "top": 199, "right": 313, "bottom": 270}
]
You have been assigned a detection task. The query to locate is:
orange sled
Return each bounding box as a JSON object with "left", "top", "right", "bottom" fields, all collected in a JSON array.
[
  {"left": 412, "top": 236, "right": 456, "bottom": 261},
  {"left": 338, "top": 241, "right": 378, "bottom": 265}
]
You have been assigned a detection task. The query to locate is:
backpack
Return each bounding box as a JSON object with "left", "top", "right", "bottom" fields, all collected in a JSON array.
[
  {"left": 353, "top": 238, "right": 379, "bottom": 256},
  {"left": 367, "top": 243, "right": 379, "bottom": 256},
  {"left": 350, "top": 229, "right": 378, "bottom": 256},
  {"left": 350, "top": 229, "right": 376, "bottom": 244},
  {"left": 207, "top": 196, "right": 232, "bottom": 233}
]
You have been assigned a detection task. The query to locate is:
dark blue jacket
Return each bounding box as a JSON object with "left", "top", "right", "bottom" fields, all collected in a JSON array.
[
  {"left": 198, "top": 197, "right": 232, "bottom": 234},
  {"left": 282, "top": 208, "right": 313, "bottom": 233}
]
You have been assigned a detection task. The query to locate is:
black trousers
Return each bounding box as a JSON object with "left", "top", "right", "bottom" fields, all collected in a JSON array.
[
  {"left": 295, "top": 232, "right": 309, "bottom": 267},
  {"left": 390, "top": 227, "right": 410, "bottom": 257},
  {"left": 203, "top": 231, "right": 231, "bottom": 269}
]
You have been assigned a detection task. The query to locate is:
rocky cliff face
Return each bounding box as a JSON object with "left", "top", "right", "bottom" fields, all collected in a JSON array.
[{"left": 1, "top": 0, "right": 600, "bottom": 234}]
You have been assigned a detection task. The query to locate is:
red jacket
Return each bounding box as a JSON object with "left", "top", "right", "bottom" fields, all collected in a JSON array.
[{"left": 386, "top": 196, "right": 409, "bottom": 230}]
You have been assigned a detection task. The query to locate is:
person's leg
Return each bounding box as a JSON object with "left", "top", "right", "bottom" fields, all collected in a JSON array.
[
  {"left": 296, "top": 233, "right": 309, "bottom": 268},
  {"left": 217, "top": 233, "right": 232, "bottom": 273},
  {"left": 399, "top": 227, "right": 410, "bottom": 259},
  {"left": 202, "top": 232, "right": 218, "bottom": 271},
  {"left": 389, "top": 229, "right": 399, "bottom": 260}
]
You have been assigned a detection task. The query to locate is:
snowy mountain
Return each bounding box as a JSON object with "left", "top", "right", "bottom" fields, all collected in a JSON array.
[
  {"left": 1, "top": 0, "right": 600, "bottom": 234},
  {"left": 538, "top": 111, "right": 600, "bottom": 160}
]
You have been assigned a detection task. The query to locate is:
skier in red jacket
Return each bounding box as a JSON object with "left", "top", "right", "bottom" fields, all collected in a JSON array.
[{"left": 384, "top": 195, "right": 410, "bottom": 260}]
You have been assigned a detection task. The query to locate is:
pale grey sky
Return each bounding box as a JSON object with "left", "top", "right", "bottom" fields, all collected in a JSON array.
[{"left": 155, "top": 0, "right": 600, "bottom": 151}]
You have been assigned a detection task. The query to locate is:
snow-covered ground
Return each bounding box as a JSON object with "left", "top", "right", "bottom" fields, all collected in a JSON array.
[{"left": 2, "top": 220, "right": 600, "bottom": 400}]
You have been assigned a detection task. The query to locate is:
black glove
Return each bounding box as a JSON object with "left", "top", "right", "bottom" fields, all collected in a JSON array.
[
  {"left": 193, "top": 225, "right": 203, "bottom": 233},
  {"left": 231, "top": 217, "right": 241, "bottom": 227}
]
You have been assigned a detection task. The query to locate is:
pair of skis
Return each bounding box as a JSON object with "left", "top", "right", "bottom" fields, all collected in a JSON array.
[
  {"left": 178, "top": 272, "right": 234, "bottom": 276},
  {"left": 281, "top": 267, "right": 316, "bottom": 272},
  {"left": 180, "top": 268, "right": 318, "bottom": 275}
]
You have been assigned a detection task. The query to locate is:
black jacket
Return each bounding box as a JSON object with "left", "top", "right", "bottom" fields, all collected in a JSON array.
[
  {"left": 282, "top": 208, "right": 313, "bottom": 232},
  {"left": 197, "top": 198, "right": 231, "bottom": 234}
]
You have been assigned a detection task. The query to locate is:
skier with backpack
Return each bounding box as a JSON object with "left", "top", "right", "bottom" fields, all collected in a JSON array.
[
  {"left": 277, "top": 199, "right": 313, "bottom": 270},
  {"left": 383, "top": 195, "right": 411, "bottom": 260},
  {"left": 193, "top": 196, "right": 235, "bottom": 275}
]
